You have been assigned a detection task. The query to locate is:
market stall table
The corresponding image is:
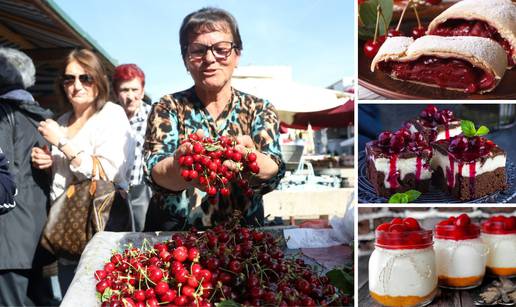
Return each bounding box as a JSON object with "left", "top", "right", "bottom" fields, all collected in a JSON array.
[{"left": 62, "top": 229, "right": 352, "bottom": 306}]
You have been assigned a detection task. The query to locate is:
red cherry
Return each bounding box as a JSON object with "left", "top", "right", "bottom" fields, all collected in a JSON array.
[
  {"left": 95, "top": 270, "right": 107, "bottom": 281},
  {"left": 403, "top": 217, "right": 420, "bottom": 231},
  {"left": 207, "top": 186, "right": 217, "bottom": 197},
  {"left": 411, "top": 26, "right": 426, "bottom": 39},
  {"left": 377, "top": 223, "right": 390, "bottom": 231},
  {"left": 220, "top": 187, "right": 230, "bottom": 196},
  {"left": 173, "top": 246, "right": 188, "bottom": 262},
  {"left": 391, "top": 217, "right": 403, "bottom": 225},
  {"left": 455, "top": 214, "right": 471, "bottom": 227},
  {"left": 154, "top": 281, "right": 169, "bottom": 296},
  {"left": 133, "top": 290, "right": 145, "bottom": 302},
  {"left": 389, "top": 224, "right": 406, "bottom": 233},
  {"left": 387, "top": 28, "right": 404, "bottom": 37},
  {"left": 247, "top": 152, "right": 257, "bottom": 162},
  {"left": 182, "top": 285, "right": 195, "bottom": 297},
  {"left": 187, "top": 247, "right": 199, "bottom": 262},
  {"left": 96, "top": 280, "right": 110, "bottom": 294},
  {"left": 192, "top": 142, "right": 204, "bottom": 154},
  {"left": 363, "top": 39, "right": 382, "bottom": 58},
  {"left": 426, "top": 0, "right": 442, "bottom": 4}
]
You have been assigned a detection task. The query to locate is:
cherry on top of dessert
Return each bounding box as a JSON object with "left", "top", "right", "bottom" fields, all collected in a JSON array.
[
  {"left": 418, "top": 104, "right": 456, "bottom": 127},
  {"left": 446, "top": 135, "right": 495, "bottom": 161},
  {"left": 435, "top": 213, "right": 480, "bottom": 240},
  {"left": 482, "top": 215, "right": 516, "bottom": 235},
  {"left": 375, "top": 127, "right": 432, "bottom": 155},
  {"left": 375, "top": 217, "right": 433, "bottom": 249}
]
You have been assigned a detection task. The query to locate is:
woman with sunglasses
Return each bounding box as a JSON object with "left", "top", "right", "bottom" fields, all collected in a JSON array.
[
  {"left": 31, "top": 49, "right": 134, "bottom": 293},
  {"left": 143, "top": 7, "right": 285, "bottom": 231}
]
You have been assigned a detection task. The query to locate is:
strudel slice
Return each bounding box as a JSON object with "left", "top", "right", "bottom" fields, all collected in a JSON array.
[
  {"left": 371, "top": 36, "right": 507, "bottom": 94},
  {"left": 428, "top": 0, "right": 516, "bottom": 68}
]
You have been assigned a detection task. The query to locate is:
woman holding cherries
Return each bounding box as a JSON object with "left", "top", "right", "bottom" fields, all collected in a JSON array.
[{"left": 143, "top": 7, "right": 285, "bottom": 231}]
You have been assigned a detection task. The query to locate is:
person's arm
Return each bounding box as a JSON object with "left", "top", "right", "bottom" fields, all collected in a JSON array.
[
  {"left": 144, "top": 97, "right": 191, "bottom": 192},
  {"left": 0, "top": 151, "right": 16, "bottom": 214}
]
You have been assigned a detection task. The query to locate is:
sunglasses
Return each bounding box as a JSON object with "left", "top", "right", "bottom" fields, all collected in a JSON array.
[
  {"left": 187, "top": 41, "right": 236, "bottom": 61},
  {"left": 62, "top": 74, "right": 94, "bottom": 87}
]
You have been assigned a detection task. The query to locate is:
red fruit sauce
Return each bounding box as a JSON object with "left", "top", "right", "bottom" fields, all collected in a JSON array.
[
  {"left": 435, "top": 214, "right": 480, "bottom": 241},
  {"left": 481, "top": 216, "right": 516, "bottom": 235}
]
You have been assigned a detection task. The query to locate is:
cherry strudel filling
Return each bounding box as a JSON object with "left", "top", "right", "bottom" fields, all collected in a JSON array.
[
  {"left": 378, "top": 56, "right": 496, "bottom": 93},
  {"left": 430, "top": 19, "right": 515, "bottom": 67}
]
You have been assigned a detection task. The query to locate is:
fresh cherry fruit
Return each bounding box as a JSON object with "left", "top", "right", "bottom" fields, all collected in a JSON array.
[
  {"left": 412, "top": 26, "right": 426, "bottom": 39},
  {"left": 364, "top": 39, "right": 382, "bottom": 58},
  {"left": 391, "top": 217, "right": 403, "bottom": 225},
  {"left": 387, "top": 28, "right": 404, "bottom": 37}
]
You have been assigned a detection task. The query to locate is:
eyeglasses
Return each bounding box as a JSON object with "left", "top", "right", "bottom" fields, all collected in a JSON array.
[
  {"left": 62, "top": 74, "right": 94, "bottom": 87},
  {"left": 187, "top": 41, "right": 236, "bottom": 61}
]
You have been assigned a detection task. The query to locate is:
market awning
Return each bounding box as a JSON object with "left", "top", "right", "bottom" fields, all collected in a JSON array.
[
  {"left": 280, "top": 99, "right": 354, "bottom": 129},
  {"left": 0, "top": 0, "right": 117, "bottom": 112}
]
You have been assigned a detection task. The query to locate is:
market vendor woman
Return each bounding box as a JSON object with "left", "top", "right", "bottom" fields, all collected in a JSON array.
[{"left": 144, "top": 7, "right": 285, "bottom": 231}]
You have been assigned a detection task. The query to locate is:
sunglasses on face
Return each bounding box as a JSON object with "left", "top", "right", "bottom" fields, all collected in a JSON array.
[
  {"left": 187, "top": 41, "right": 236, "bottom": 61},
  {"left": 61, "top": 74, "right": 94, "bottom": 87}
]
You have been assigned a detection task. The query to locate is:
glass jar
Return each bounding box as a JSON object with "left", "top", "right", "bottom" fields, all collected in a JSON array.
[
  {"left": 481, "top": 217, "right": 516, "bottom": 277},
  {"left": 369, "top": 225, "right": 437, "bottom": 307},
  {"left": 434, "top": 220, "right": 487, "bottom": 289}
]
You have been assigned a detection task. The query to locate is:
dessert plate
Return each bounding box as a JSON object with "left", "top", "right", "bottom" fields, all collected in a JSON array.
[
  {"left": 358, "top": 22, "right": 516, "bottom": 100},
  {"left": 358, "top": 152, "right": 516, "bottom": 203}
]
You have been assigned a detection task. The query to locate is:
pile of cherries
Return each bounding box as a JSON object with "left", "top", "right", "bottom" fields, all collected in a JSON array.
[
  {"left": 482, "top": 215, "right": 516, "bottom": 234},
  {"left": 418, "top": 105, "right": 454, "bottom": 127},
  {"left": 178, "top": 134, "right": 259, "bottom": 200},
  {"left": 435, "top": 214, "right": 480, "bottom": 240},
  {"left": 375, "top": 128, "right": 431, "bottom": 155},
  {"left": 375, "top": 217, "right": 432, "bottom": 248},
  {"left": 95, "top": 213, "right": 348, "bottom": 306},
  {"left": 447, "top": 135, "right": 495, "bottom": 160}
]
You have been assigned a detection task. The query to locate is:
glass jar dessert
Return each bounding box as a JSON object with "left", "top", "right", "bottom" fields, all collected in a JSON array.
[
  {"left": 434, "top": 214, "right": 488, "bottom": 289},
  {"left": 481, "top": 215, "right": 516, "bottom": 277},
  {"left": 369, "top": 217, "right": 437, "bottom": 307}
]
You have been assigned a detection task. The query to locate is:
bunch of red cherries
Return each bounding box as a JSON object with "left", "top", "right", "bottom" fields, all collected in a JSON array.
[
  {"left": 178, "top": 134, "right": 259, "bottom": 200},
  {"left": 95, "top": 213, "right": 347, "bottom": 306}
]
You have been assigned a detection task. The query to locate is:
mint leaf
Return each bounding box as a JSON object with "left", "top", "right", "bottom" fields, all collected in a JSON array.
[
  {"left": 388, "top": 193, "right": 402, "bottom": 203},
  {"left": 405, "top": 190, "right": 422, "bottom": 202},
  {"left": 476, "top": 125, "right": 490, "bottom": 136},
  {"left": 388, "top": 190, "right": 421, "bottom": 203},
  {"left": 461, "top": 120, "right": 476, "bottom": 138}
]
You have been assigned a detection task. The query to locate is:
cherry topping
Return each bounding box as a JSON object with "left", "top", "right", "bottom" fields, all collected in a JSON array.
[
  {"left": 482, "top": 215, "right": 516, "bottom": 234},
  {"left": 435, "top": 214, "right": 479, "bottom": 240},
  {"left": 375, "top": 217, "right": 432, "bottom": 249},
  {"left": 387, "top": 28, "right": 404, "bottom": 37}
]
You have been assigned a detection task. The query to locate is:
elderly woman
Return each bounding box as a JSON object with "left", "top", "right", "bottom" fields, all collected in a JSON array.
[
  {"left": 0, "top": 47, "right": 53, "bottom": 306},
  {"left": 31, "top": 49, "right": 134, "bottom": 293},
  {"left": 144, "top": 7, "right": 285, "bottom": 231}
]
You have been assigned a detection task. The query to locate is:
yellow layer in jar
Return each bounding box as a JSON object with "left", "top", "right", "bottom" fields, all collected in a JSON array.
[
  {"left": 370, "top": 288, "right": 437, "bottom": 307},
  {"left": 438, "top": 275, "right": 483, "bottom": 288}
]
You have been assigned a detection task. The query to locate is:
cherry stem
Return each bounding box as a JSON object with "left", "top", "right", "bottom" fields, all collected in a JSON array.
[
  {"left": 373, "top": 4, "right": 381, "bottom": 42},
  {"left": 396, "top": 0, "right": 411, "bottom": 31},
  {"left": 412, "top": 2, "right": 421, "bottom": 28}
]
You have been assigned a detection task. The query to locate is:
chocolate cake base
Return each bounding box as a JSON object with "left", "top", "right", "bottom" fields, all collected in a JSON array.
[
  {"left": 367, "top": 160, "right": 431, "bottom": 198},
  {"left": 433, "top": 166, "right": 507, "bottom": 201}
]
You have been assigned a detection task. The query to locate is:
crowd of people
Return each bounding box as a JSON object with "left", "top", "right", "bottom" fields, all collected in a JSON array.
[{"left": 0, "top": 7, "right": 284, "bottom": 306}]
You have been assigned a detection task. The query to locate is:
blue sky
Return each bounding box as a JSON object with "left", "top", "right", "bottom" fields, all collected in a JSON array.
[{"left": 53, "top": 0, "right": 354, "bottom": 100}]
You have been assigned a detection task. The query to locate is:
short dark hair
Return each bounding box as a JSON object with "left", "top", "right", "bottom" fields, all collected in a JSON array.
[
  {"left": 179, "top": 7, "right": 243, "bottom": 63},
  {"left": 57, "top": 49, "right": 110, "bottom": 110}
]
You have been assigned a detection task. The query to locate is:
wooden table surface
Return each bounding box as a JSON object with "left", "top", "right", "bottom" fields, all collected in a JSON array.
[{"left": 358, "top": 254, "right": 484, "bottom": 307}]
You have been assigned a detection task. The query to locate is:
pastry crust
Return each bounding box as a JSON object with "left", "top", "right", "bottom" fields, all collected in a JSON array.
[
  {"left": 371, "top": 36, "right": 507, "bottom": 93},
  {"left": 428, "top": 0, "right": 516, "bottom": 67}
]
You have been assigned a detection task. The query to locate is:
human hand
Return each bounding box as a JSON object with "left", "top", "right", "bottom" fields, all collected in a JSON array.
[
  {"left": 38, "top": 119, "right": 65, "bottom": 146},
  {"left": 31, "top": 145, "right": 53, "bottom": 169}
]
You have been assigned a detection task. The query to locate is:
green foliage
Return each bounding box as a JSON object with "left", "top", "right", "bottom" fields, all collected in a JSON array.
[
  {"left": 388, "top": 190, "right": 421, "bottom": 203},
  {"left": 461, "top": 120, "right": 489, "bottom": 137},
  {"left": 358, "top": 0, "right": 393, "bottom": 40}
]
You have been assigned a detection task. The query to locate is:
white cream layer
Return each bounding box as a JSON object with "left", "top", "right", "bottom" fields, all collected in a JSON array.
[
  {"left": 406, "top": 122, "right": 462, "bottom": 141},
  {"left": 434, "top": 238, "right": 487, "bottom": 278},
  {"left": 369, "top": 246, "right": 437, "bottom": 297},
  {"left": 373, "top": 156, "right": 432, "bottom": 188},
  {"left": 482, "top": 233, "right": 516, "bottom": 269},
  {"left": 431, "top": 150, "right": 506, "bottom": 179}
]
